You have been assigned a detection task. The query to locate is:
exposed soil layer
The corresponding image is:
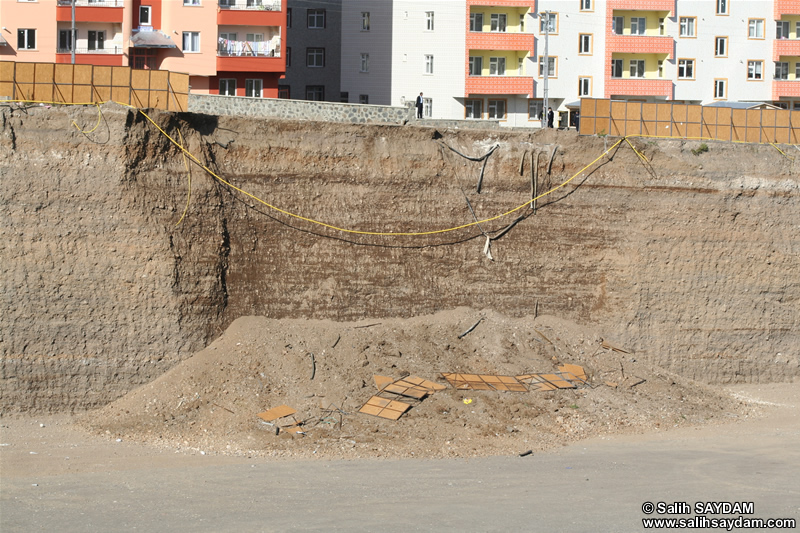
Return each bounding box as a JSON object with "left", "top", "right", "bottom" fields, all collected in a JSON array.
[
  {"left": 80, "top": 309, "right": 748, "bottom": 459},
  {"left": 2, "top": 103, "right": 799, "bottom": 415}
]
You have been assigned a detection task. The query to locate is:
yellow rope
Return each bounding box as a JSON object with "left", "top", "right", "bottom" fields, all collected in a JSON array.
[
  {"left": 624, "top": 137, "right": 649, "bottom": 163},
  {"left": 174, "top": 126, "right": 192, "bottom": 227},
  {"left": 71, "top": 102, "right": 103, "bottom": 134}
]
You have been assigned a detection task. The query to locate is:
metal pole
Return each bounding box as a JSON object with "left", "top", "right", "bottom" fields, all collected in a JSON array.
[
  {"left": 71, "top": 0, "right": 76, "bottom": 64},
  {"left": 541, "top": 10, "right": 549, "bottom": 128}
]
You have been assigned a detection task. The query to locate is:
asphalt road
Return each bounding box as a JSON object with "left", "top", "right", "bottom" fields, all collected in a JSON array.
[{"left": 2, "top": 384, "right": 798, "bottom": 532}]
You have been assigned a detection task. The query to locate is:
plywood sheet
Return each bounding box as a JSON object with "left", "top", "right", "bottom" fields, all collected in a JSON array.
[
  {"left": 672, "top": 105, "right": 687, "bottom": 123},
  {"left": 15, "top": 63, "right": 35, "bottom": 84},
  {"left": 687, "top": 105, "right": 702, "bottom": 123},
  {"left": 746, "top": 109, "right": 761, "bottom": 128},
  {"left": 54, "top": 64, "right": 74, "bottom": 85},
  {"left": 776, "top": 110, "right": 790, "bottom": 128},
  {"left": 595, "top": 117, "right": 610, "bottom": 136},
  {"left": 35, "top": 63, "right": 55, "bottom": 84},
  {"left": 641, "top": 121, "right": 656, "bottom": 136},
  {"left": 624, "top": 120, "right": 640, "bottom": 136},
  {"left": 642, "top": 103, "right": 657, "bottom": 122},
  {"left": 762, "top": 109, "right": 776, "bottom": 128},
  {"left": 774, "top": 127, "right": 790, "bottom": 144},
  {"left": 745, "top": 126, "right": 760, "bottom": 144},
  {"left": 150, "top": 90, "right": 167, "bottom": 109},
  {"left": 131, "top": 88, "right": 149, "bottom": 108},
  {"left": 359, "top": 396, "right": 410, "bottom": 420},
  {"left": 656, "top": 103, "right": 672, "bottom": 122},
  {"left": 131, "top": 69, "right": 150, "bottom": 90},
  {"left": 0, "top": 82, "right": 14, "bottom": 99},
  {"left": 169, "top": 92, "right": 188, "bottom": 112},
  {"left": 33, "top": 83, "right": 53, "bottom": 102},
  {"left": 558, "top": 364, "right": 588, "bottom": 382},
  {"left": 0, "top": 62, "right": 14, "bottom": 83},
  {"left": 112, "top": 86, "right": 130, "bottom": 104},
  {"left": 150, "top": 70, "right": 169, "bottom": 91},
  {"left": 73, "top": 85, "right": 93, "bottom": 103},
  {"left": 170, "top": 72, "right": 190, "bottom": 94},
  {"left": 74, "top": 64, "right": 93, "bottom": 85},
  {"left": 94, "top": 66, "right": 112, "bottom": 86},
  {"left": 374, "top": 375, "right": 394, "bottom": 391},
  {"left": 626, "top": 102, "right": 642, "bottom": 121},
  {"left": 442, "top": 373, "right": 528, "bottom": 392},
  {"left": 610, "top": 116, "right": 623, "bottom": 136},
  {"left": 257, "top": 405, "right": 297, "bottom": 422},
  {"left": 93, "top": 85, "right": 111, "bottom": 103},
  {"left": 686, "top": 123, "right": 702, "bottom": 139},
  {"left": 112, "top": 66, "right": 130, "bottom": 87},
  {"left": 596, "top": 98, "right": 610, "bottom": 117},
  {"left": 15, "top": 83, "right": 34, "bottom": 101},
  {"left": 580, "top": 117, "right": 595, "bottom": 136}
]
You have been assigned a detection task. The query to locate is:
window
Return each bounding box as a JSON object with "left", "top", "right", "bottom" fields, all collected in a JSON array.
[
  {"left": 658, "top": 59, "right": 664, "bottom": 77},
  {"left": 748, "top": 19, "right": 764, "bottom": 39},
  {"left": 182, "top": 32, "right": 200, "bottom": 52},
  {"left": 469, "top": 56, "right": 483, "bottom": 76},
  {"left": 631, "top": 17, "right": 646, "bottom": 35},
  {"left": 775, "top": 61, "right": 789, "bottom": 80},
  {"left": 540, "top": 12, "right": 557, "bottom": 33},
  {"left": 715, "top": 36, "right": 727, "bottom": 57},
  {"left": 679, "top": 17, "right": 696, "bottom": 37},
  {"left": 470, "top": 13, "right": 483, "bottom": 32},
  {"left": 578, "top": 77, "right": 591, "bottom": 97},
  {"left": 747, "top": 60, "right": 763, "bottom": 80},
  {"left": 580, "top": 0, "right": 592, "bottom": 11},
  {"left": 87, "top": 30, "right": 105, "bottom": 51},
  {"left": 340, "top": 92, "right": 349, "bottom": 102},
  {"left": 611, "top": 58, "right": 623, "bottom": 78},
  {"left": 612, "top": 16, "right": 624, "bottom": 35},
  {"left": 306, "top": 47, "right": 324, "bottom": 67},
  {"left": 287, "top": 8, "right": 292, "bottom": 29},
  {"left": 518, "top": 57, "right": 524, "bottom": 75},
  {"left": 361, "top": 12, "right": 370, "bottom": 31},
  {"left": 491, "top": 13, "right": 507, "bottom": 32},
  {"left": 306, "top": 86, "right": 324, "bottom": 101},
  {"left": 716, "top": 0, "right": 728, "bottom": 15},
  {"left": 219, "top": 79, "right": 236, "bottom": 96},
  {"left": 424, "top": 54, "right": 434, "bottom": 74},
  {"left": 579, "top": 34, "right": 592, "bottom": 54},
  {"left": 465, "top": 99, "right": 483, "bottom": 119},
  {"left": 307, "top": 9, "right": 325, "bottom": 29},
  {"left": 528, "top": 99, "right": 543, "bottom": 120},
  {"left": 519, "top": 14, "right": 525, "bottom": 32},
  {"left": 714, "top": 79, "right": 726, "bottom": 99},
  {"left": 184, "top": 0, "right": 200, "bottom": 5},
  {"left": 488, "top": 99, "right": 506, "bottom": 120},
  {"left": 489, "top": 57, "right": 506, "bottom": 75},
  {"left": 58, "top": 29, "right": 75, "bottom": 52},
  {"left": 423, "top": 98, "right": 433, "bottom": 118},
  {"left": 777, "top": 21, "right": 790, "bottom": 39},
  {"left": 659, "top": 18, "right": 665, "bottom": 35},
  {"left": 359, "top": 94, "right": 369, "bottom": 104},
  {"left": 426, "top": 12, "right": 435, "bottom": 31},
  {"left": 538, "top": 56, "right": 556, "bottom": 77},
  {"left": 286, "top": 47, "right": 291, "bottom": 67},
  {"left": 629, "top": 59, "right": 645, "bottom": 78},
  {"left": 796, "top": 62, "right": 800, "bottom": 79},
  {"left": 360, "top": 53, "right": 369, "bottom": 72},
  {"left": 139, "top": 5, "right": 151, "bottom": 26},
  {"left": 678, "top": 59, "right": 695, "bottom": 79},
  {"left": 278, "top": 85, "right": 290, "bottom": 99},
  {"left": 245, "top": 79, "right": 262, "bottom": 98},
  {"left": 17, "top": 29, "right": 36, "bottom": 50}
]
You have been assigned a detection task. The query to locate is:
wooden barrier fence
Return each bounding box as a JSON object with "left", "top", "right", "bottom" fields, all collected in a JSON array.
[
  {"left": 0, "top": 62, "right": 189, "bottom": 112},
  {"left": 578, "top": 98, "right": 800, "bottom": 144}
]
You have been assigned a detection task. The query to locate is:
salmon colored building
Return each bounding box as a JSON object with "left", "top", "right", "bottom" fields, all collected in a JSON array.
[{"left": 0, "top": 0, "right": 286, "bottom": 98}]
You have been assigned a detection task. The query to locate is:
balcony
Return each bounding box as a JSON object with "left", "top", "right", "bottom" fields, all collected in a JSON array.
[
  {"left": 466, "top": 32, "right": 535, "bottom": 53},
  {"left": 774, "top": 0, "right": 800, "bottom": 18},
  {"left": 773, "top": 79, "right": 800, "bottom": 98},
  {"left": 217, "top": 39, "right": 283, "bottom": 72},
  {"left": 607, "top": 35, "right": 673, "bottom": 59},
  {"left": 56, "top": 0, "right": 123, "bottom": 23},
  {"left": 55, "top": 46, "right": 124, "bottom": 66},
  {"left": 466, "top": 75, "right": 534, "bottom": 96},
  {"left": 605, "top": 78, "right": 672, "bottom": 99},
  {"left": 608, "top": 0, "right": 673, "bottom": 12},
  {"left": 774, "top": 38, "right": 800, "bottom": 60},
  {"left": 218, "top": 0, "right": 283, "bottom": 25}
]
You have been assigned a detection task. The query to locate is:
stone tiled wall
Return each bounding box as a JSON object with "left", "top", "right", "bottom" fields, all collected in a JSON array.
[{"left": 188, "top": 94, "right": 414, "bottom": 124}]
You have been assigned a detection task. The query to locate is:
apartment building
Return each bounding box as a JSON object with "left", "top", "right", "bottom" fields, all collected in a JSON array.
[
  {"left": 280, "top": 0, "right": 342, "bottom": 102},
  {"left": 340, "top": 0, "right": 800, "bottom": 127},
  {"left": 0, "top": 0, "right": 287, "bottom": 98}
]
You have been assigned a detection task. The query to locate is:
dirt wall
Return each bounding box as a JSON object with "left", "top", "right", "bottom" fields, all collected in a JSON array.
[{"left": 1, "top": 103, "right": 798, "bottom": 413}]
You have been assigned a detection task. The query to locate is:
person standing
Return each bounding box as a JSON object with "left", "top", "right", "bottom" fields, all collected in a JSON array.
[
  {"left": 416, "top": 92, "right": 424, "bottom": 119},
  {"left": 547, "top": 107, "right": 554, "bottom": 128}
]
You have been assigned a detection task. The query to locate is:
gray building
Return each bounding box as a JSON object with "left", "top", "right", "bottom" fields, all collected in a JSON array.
[{"left": 281, "top": 0, "right": 342, "bottom": 102}]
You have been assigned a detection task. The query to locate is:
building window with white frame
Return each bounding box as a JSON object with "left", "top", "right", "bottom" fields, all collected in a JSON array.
[
  {"left": 465, "top": 99, "right": 482, "bottom": 119},
  {"left": 58, "top": 29, "right": 76, "bottom": 52},
  {"left": 245, "top": 79, "right": 262, "bottom": 97},
  {"left": 491, "top": 13, "right": 507, "bottom": 32},
  {"left": 775, "top": 61, "right": 789, "bottom": 80},
  {"left": 748, "top": 19, "right": 764, "bottom": 39},
  {"left": 17, "top": 29, "right": 36, "bottom": 50},
  {"left": 307, "top": 9, "right": 325, "bottom": 29},
  {"left": 182, "top": 32, "right": 200, "bottom": 52},
  {"left": 777, "top": 21, "right": 789, "bottom": 39},
  {"left": 528, "top": 99, "right": 543, "bottom": 120},
  {"left": 423, "top": 98, "right": 432, "bottom": 118},
  {"left": 488, "top": 99, "right": 506, "bottom": 120},
  {"left": 139, "top": 5, "right": 151, "bottom": 25},
  {"left": 678, "top": 59, "right": 694, "bottom": 79},
  {"left": 469, "top": 56, "right": 483, "bottom": 76},
  {"left": 470, "top": 13, "right": 483, "bottom": 32},
  {"left": 540, "top": 12, "right": 556, "bottom": 33},
  {"left": 631, "top": 17, "right": 646, "bottom": 35},
  {"left": 679, "top": 17, "right": 695, "bottom": 37},
  {"left": 629, "top": 59, "right": 645, "bottom": 78},
  {"left": 716, "top": 0, "right": 728, "bottom": 15},
  {"left": 579, "top": 33, "right": 592, "bottom": 54},
  {"left": 306, "top": 85, "right": 324, "bottom": 101},
  {"left": 87, "top": 30, "right": 105, "bottom": 51},
  {"left": 519, "top": 14, "right": 525, "bottom": 32},
  {"left": 489, "top": 57, "right": 506, "bottom": 75},
  {"left": 426, "top": 11, "right": 434, "bottom": 31},
  {"left": 612, "top": 16, "right": 624, "bottom": 35},
  {"left": 361, "top": 12, "right": 370, "bottom": 31},
  {"left": 424, "top": 54, "right": 434, "bottom": 74},
  {"left": 580, "top": 0, "right": 592, "bottom": 11},
  {"left": 219, "top": 79, "right": 236, "bottom": 96},
  {"left": 796, "top": 22, "right": 800, "bottom": 39},
  {"left": 611, "top": 58, "right": 623, "bottom": 78},
  {"left": 306, "top": 47, "right": 325, "bottom": 67},
  {"left": 360, "top": 53, "right": 369, "bottom": 72},
  {"left": 184, "top": 0, "right": 201, "bottom": 5},
  {"left": 714, "top": 79, "right": 726, "bottom": 99},
  {"left": 747, "top": 60, "right": 763, "bottom": 79},
  {"left": 795, "top": 62, "right": 800, "bottom": 79},
  {"left": 578, "top": 77, "right": 591, "bottom": 96},
  {"left": 715, "top": 36, "right": 727, "bottom": 57},
  {"left": 538, "top": 56, "right": 555, "bottom": 77}
]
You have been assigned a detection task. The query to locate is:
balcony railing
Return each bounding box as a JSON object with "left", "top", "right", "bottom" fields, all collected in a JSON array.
[
  {"left": 57, "top": 46, "right": 123, "bottom": 54},
  {"left": 218, "top": 48, "right": 280, "bottom": 57},
  {"left": 57, "top": 0, "right": 123, "bottom": 6},
  {"left": 218, "top": 0, "right": 281, "bottom": 10}
]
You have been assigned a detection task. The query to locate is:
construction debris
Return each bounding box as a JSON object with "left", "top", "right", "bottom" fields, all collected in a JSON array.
[
  {"left": 442, "top": 373, "right": 528, "bottom": 392},
  {"left": 359, "top": 396, "right": 411, "bottom": 420},
  {"left": 360, "top": 375, "right": 447, "bottom": 420}
]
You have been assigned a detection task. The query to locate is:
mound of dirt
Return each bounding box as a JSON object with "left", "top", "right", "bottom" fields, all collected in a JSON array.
[{"left": 81, "top": 308, "right": 748, "bottom": 459}]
